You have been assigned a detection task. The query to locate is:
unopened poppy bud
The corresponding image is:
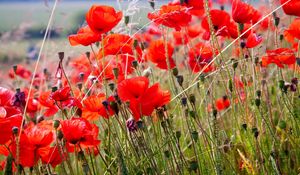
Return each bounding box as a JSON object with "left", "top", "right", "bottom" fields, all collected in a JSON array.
[
  {"left": 132, "top": 60, "right": 138, "bottom": 68},
  {"left": 53, "top": 120, "right": 60, "bottom": 129},
  {"left": 124, "top": 16, "right": 130, "bottom": 25},
  {"left": 175, "top": 130, "right": 181, "bottom": 140},
  {"left": 189, "top": 110, "right": 196, "bottom": 119},
  {"left": 77, "top": 151, "right": 85, "bottom": 161},
  {"left": 238, "top": 23, "right": 244, "bottom": 32},
  {"left": 291, "top": 77, "right": 298, "bottom": 85},
  {"left": 232, "top": 59, "right": 238, "bottom": 70},
  {"left": 142, "top": 67, "right": 152, "bottom": 77},
  {"left": 189, "top": 94, "right": 196, "bottom": 105},
  {"left": 189, "top": 161, "right": 198, "bottom": 172},
  {"left": 172, "top": 67, "right": 178, "bottom": 76},
  {"left": 212, "top": 109, "right": 218, "bottom": 118},
  {"left": 110, "top": 101, "right": 119, "bottom": 114},
  {"left": 241, "top": 123, "right": 247, "bottom": 130},
  {"left": 12, "top": 126, "right": 19, "bottom": 135},
  {"left": 252, "top": 127, "right": 258, "bottom": 135},
  {"left": 133, "top": 39, "right": 138, "bottom": 48},
  {"left": 256, "top": 90, "right": 261, "bottom": 97},
  {"left": 191, "top": 131, "right": 198, "bottom": 142},
  {"left": 181, "top": 97, "right": 187, "bottom": 106},
  {"left": 52, "top": 86, "right": 58, "bottom": 92},
  {"left": 255, "top": 98, "right": 261, "bottom": 107},
  {"left": 296, "top": 58, "right": 300, "bottom": 66},
  {"left": 113, "top": 67, "right": 119, "bottom": 79},
  {"left": 85, "top": 52, "right": 90, "bottom": 59},
  {"left": 228, "top": 79, "right": 233, "bottom": 92},
  {"left": 274, "top": 17, "right": 280, "bottom": 27},
  {"left": 278, "top": 120, "right": 287, "bottom": 130},
  {"left": 254, "top": 130, "right": 259, "bottom": 138},
  {"left": 149, "top": 0, "right": 155, "bottom": 9},
  {"left": 126, "top": 118, "right": 137, "bottom": 132},
  {"left": 164, "top": 150, "right": 171, "bottom": 158},
  {"left": 240, "top": 41, "right": 246, "bottom": 49},
  {"left": 13, "top": 65, "right": 18, "bottom": 73},
  {"left": 200, "top": 74, "right": 205, "bottom": 82},
  {"left": 77, "top": 83, "right": 83, "bottom": 90},
  {"left": 16, "top": 88, "right": 20, "bottom": 93},
  {"left": 283, "top": 85, "right": 289, "bottom": 93},
  {"left": 220, "top": 5, "right": 225, "bottom": 10},
  {"left": 278, "top": 80, "right": 285, "bottom": 89},
  {"left": 102, "top": 100, "right": 109, "bottom": 109},
  {"left": 176, "top": 75, "right": 184, "bottom": 86},
  {"left": 108, "top": 83, "right": 115, "bottom": 91},
  {"left": 137, "top": 120, "right": 144, "bottom": 129},
  {"left": 58, "top": 52, "right": 64, "bottom": 60},
  {"left": 37, "top": 116, "right": 44, "bottom": 123},
  {"left": 290, "top": 84, "right": 297, "bottom": 92},
  {"left": 57, "top": 130, "right": 63, "bottom": 140},
  {"left": 279, "top": 34, "right": 284, "bottom": 41}
]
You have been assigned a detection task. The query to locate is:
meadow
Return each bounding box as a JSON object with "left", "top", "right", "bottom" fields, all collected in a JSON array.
[{"left": 0, "top": 0, "right": 300, "bottom": 175}]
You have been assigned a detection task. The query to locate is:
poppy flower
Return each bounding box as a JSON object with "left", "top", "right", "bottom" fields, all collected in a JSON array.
[
  {"left": 232, "top": 0, "right": 256, "bottom": 24},
  {"left": 82, "top": 93, "right": 115, "bottom": 120},
  {"left": 188, "top": 43, "right": 215, "bottom": 73},
  {"left": 117, "top": 77, "right": 170, "bottom": 120},
  {"left": 39, "top": 91, "right": 59, "bottom": 117},
  {"left": 215, "top": 96, "right": 231, "bottom": 111},
  {"left": 281, "top": 0, "right": 300, "bottom": 17},
  {"left": 187, "top": 24, "right": 202, "bottom": 38},
  {"left": 38, "top": 146, "right": 64, "bottom": 168},
  {"left": 97, "top": 34, "right": 142, "bottom": 60},
  {"left": 261, "top": 48, "right": 296, "bottom": 68},
  {"left": 173, "top": 31, "right": 189, "bottom": 45},
  {"left": 0, "top": 115, "right": 22, "bottom": 144},
  {"left": 69, "top": 25, "right": 102, "bottom": 46},
  {"left": 51, "top": 87, "right": 82, "bottom": 110},
  {"left": 285, "top": 18, "right": 300, "bottom": 41},
  {"left": 227, "top": 21, "right": 252, "bottom": 39},
  {"left": 0, "top": 87, "right": 21, "bottom": 118},
  {"left": 147, "top": 40, "right": 176, "bottom": 70},
  {"left": 24, "top": 122, "right": 54, "bottom": 148},
  {"left": 201, "top": 9, "right": 230, "bottom": 37},
  {"left": 60, "top": 117, "right": 100, "bottom": 146},
  {"left": 86, "top": 5, "right": 123, "bottom": 34},
  {"left": 172, "top": 0, "right": 211, "bottom": 16},
  {"left": 148, "top": 4, "right": 191, "bottom": 31},
  {"left": 8, "top": 65, "right": 32, "bottom": 80},
  {"left": 246, "top": 33, "right": 263, "bottom": 48}
]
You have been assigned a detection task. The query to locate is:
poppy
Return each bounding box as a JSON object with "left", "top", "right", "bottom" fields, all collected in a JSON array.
[
  {"left": 172, "top": 0, "right": 211, "bottom": 16},
  {"left": 117, "top": 77, "right": 170, "bottom": 120},
  {"left": 246, "top": 33, "right": 263, "bottom": 48},
  {"left": 173, "top": 31, "right": 189, "bottom": 45},
  {"left": 188, "top": 43, "right": 215, "bottom": 73},
  {"left": 86, "top": 5, "right": 123, "bottom": 34},
  {"left": 39, "top": 91, "right": 59, "bottom": 117},
  {"left": 232, "top": 0, "right": 256, "bottom": 24},
  {"left": 227, "top": 21, "right": 252, "bottom": 39},
  {"left": 215, "top": 96, "right": 231, "bottom": 111},
  {"left": 97, "top": 34, "right": 142, "bottom": 60},
  {"left": 261, "top": 48, "right": 296, "bottom": 68},
  {"left": 285, "top": 18, "right": 300, "bottom": 41},
  {"left": 147, "top": 40, "right": 176, "bottom": 70},
  {"left": 8, "top": 65, "right": 32, "bottom": 80},
  {"left": 281, "top": 0, "right": 300, "bottom": 17},
  {"left": 69, "top": 25, "right": 102, "bottom": 46},
  {"left": 0, "top": 87, "right": 21, "bottom": 118},
  {"left": 148, "top": 4, "right": 191, "bottom": 31},
  {"left": 82, "top": 93, "right": 115, "bottom": 120},
  {"left": 38, "top": 146, "right": 64, "bottom": 168},
  {"left": 0, "top": 115, "right": 22, "bottom": 145},
  {"left": 60, "top": 117, "right": 100, "bottom": 147},
  {"left": 187, "top": 24, "right": 202, "bottom": 38},
  {"left": 24, "top": 122, "right": 54, "bottom": 148},
  {"left": 51, "top": 86, "right": 71, "bottom": 102},
  {"left": 201, "top": 9, "right": 230, "bottom": 37}
]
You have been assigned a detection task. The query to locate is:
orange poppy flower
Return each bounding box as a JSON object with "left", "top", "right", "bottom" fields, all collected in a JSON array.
[
  {"left": 82, "top": 93, "right": 115, "bottom": 120},
  {"left": 117, "top": 77, "right": 170, "bottom": 120},
  {"left": 147, "top": 40, "right": 175, "bottom": 70},
  {"left": 148, "top": 4, "right": 191, "bottom": 31},
  {"left": 285, "top": 18, "right": 300, "bottom": 41},
  {"left": 69, "top": 25, "right": 102, "bottom": 46},
  {"left": 215, "top": 96, "right": 231, "bottom": 111},
  {"left": 232, "top": 0, "right": 256, "bottom": 24},
  {"left": 281, "top": 0, "right": 300, "bottom": 17},
  {"left": 261, "top": 48, "right": 296, "bottom": 68},
  {"left": 86, "top": 5, "right": 123, "bottom": 34}
]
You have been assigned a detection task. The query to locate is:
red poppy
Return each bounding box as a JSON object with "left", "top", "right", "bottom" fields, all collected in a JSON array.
[
  {"left": 172, "top": 0, "right": 211, "bottom": 16},
  {"left": 86, "top": 5, "right": 123, "bottom": 34},
  {"left": 38, "top": 146, "right": 64, "bottom": 168},
  {"left": 188, "top": 43, "right": 215, "bottom": 73},
  {"left": 281, "top": 0, "right": 300, "bottom": 17},
  {"left": 60, "top": 117, "right": 100, "bottom": 146},
  {"left": 227, "top": 21, "right": 252, "bottom": 39},
  {"left": 0, "top": 115, "right": 22, "bottom": 144},
  {"left": 232, "top": 0, "right": 256, "bottom": 24},
  {"left": 82, "top": 93, "right": 115, "bottom": 120},
  {"left": 39, "top": 91, "right": 59, "bottom": 117},
  {"left": 147, "top": 40, "right": 176, "bottom": 70},
  {"left": 51, "top": 86, "right": 71, "bottom": 102},
  {"left": 261, "top": 48, "right": 296, "bottom": 68},
  {"left": 285, "top": 18, "right": 300, "bottom": 41},
  {"left": 215, "top": 96, "right": 231, "bottom": 111},
  {"left": 246, "top": 33, "right": 263, "bottom": 48},
  {"left": 0, "top": 87, "right": 21, "bottom": 118},
  {"left": 24, "top": 122, "right": 54, "bottom": 148},
  {"left": 187, "top": 24, "right": 202, "bottom": 38},
  {"left": 8, "top": 65, "right": 32, "bottom": 80},
  {"left": 117, "top": 77, "right": 170, "bottom": 120},
  {"left": 173, "top": 31, "right": 189, "bottom": 45},
  {"left": 97, "top": 34, "right": 142, "bottom": 60},
  {"left": 69, "top": 25, "right": 102, "bottom": 46},
  {"left": 148, "top": 4, "right": 191, "bottom": 31}
]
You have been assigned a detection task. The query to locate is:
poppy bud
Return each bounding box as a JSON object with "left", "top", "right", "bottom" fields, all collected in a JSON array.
[
  {"left": 113, "top": 67, "right": 119, "bottom": 79},
  {"left": 241, "top": 123, "right": 247, "bottom": 130},
  {"left": 137, "top": 120, "right": 144, "bottom": 129},
  {"left": 164, "top": 150, "right": 171, "bottom": 158},
  {"left": 278, "top": 120, "right": 287, "bottom": 130},
  {"left": 108, "top": 83, "right": 115, "bottom": 91},
  {"left": 125, "top": 16, "right": 130, "bottom": 26},
  {"left": 220, "top": 5, "right": 225, "bottom": 10},
  {"left": 149, "top": 0, "right": 155, "bottom": 9},
  {"left": 228, "top": 79, "right": 233, "bottom": 92},
  {"left": 189, "top": 110, "right": 196, "bottom": 119},
  {"left": 176, "top": 75, "right": 184, "bottom": 86},
  {"left": 296, "top": 58, "right": 300, "bottom": 66},
  {"left": 191, "top": 131, "right": 198, "bottom": 142},
  {"left": 283, "top": 85, "right": 289, "bottom": 93},
  {"left": 240, "top": 41, "right": 246, "bottom": 49},
  {"left": 110, "top": 101, "right": 119, "bottom": 114},
  {"left": 126, "top": 118, "right": 137, "bottom": 132},
  {"left": 58, "top": 52, "right": 64, "bottom": 60},
  {"left": 13, "top": 65, "right": 18, "bottom": 74},
  {"left": 200, "top": 74, "right": 205, "bottom": 82},
  {"left": 189, "top": 160, "right": 198, "bottom": 172},
  {"left": 52, "top": 86, "right": 58, "bottom": 92},
  {"left": 77, "top": 83, "right": 83, "bottom": 91},
  {"left": 279, "top": 34, "right": 284, "bottom": 41},
  {"left": 189, "top": 94, "right": 196, "bottom": 105},
  {"left": 255, "top": 98, "right": 261, "bottom": 107},
  {"left": 175, "top": 130, "right": 181, "bottom": 140},
  {"left": 172, "top": 67, "right": 179, "bottom": 76},
  {"left": 278, "top": 80, "right": 285, "bottom": 90},
  {"left": 256, "top": 90, "right": 261, "bottom": 97},
  {"left": 53, "top": 120, "right": 60, "bottom": 129},
  {"left": 12, "top": 126, "right": 19, "bottom": 135},
  {"left": 290, "top": 84, "right": 297, "bottom": 92},
  {"left": 232, "top": 59, "right": 238, "bottom": 70},
  {"left": 37, "top": 116, "right": 44, "bottom": 123},
  {"left": 57, "top": 130, "right": 63, "bottom": 140},
  {"left": 238, "top": 23, "right": 244, "bottom": 32},
  {"left": 212, "top": 109, "right": 218, "bottom": 118},
  {"left": 274, "top": 17, "right": 280, "bottom": 27},
  {"left": 132, "top": 60, "right": 138, "bottom": 69},
  {"left": 102, "top": 100, "right": 109, "bottom": 110},
  {"left": 181, "top": 97, "right": 187, "bottom": 106},
  {"left": 291, "top": 78, "right": 298, "bottom": 85},
  {"left": 85, "top": 52, "right": 90, "bottom": 59}
]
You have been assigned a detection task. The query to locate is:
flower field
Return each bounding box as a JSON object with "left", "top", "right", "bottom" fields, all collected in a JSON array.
[{"left": 1, "top": 0, "right": 300, "bottom": 174}]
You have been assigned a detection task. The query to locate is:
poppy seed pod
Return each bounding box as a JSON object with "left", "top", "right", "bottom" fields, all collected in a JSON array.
[
  {"left": 255, "top": 98, "right": 261, "bottom": 107},
  {"left": 274, "top": 17, "right": 280, "bottom": 27},
  {"left": 13, "top": 65, "right": 18, "bottom": 74},
  {"left": 176, "top": 75, "right": 184, "bottom": 86},
  {"left": 189, "top": 94, "right": 196, "bottom": 105},
  {"left": 175, "top": 130, "right": 181, "bottom": 140},
  {"left": 124, "top": 16, "right": 130, "bottom": 25},
  {"left": 172, "top": 67, "right": 179, "bottom": 76},
  {"left": 132, "top": 60, "right": 138, "bottom": 69},
  {"left": 58, "top": 52, "right": 64, "bottom": 60},
  {"left": 53, "top": 120, "right": 60, "bottom": 129}
]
